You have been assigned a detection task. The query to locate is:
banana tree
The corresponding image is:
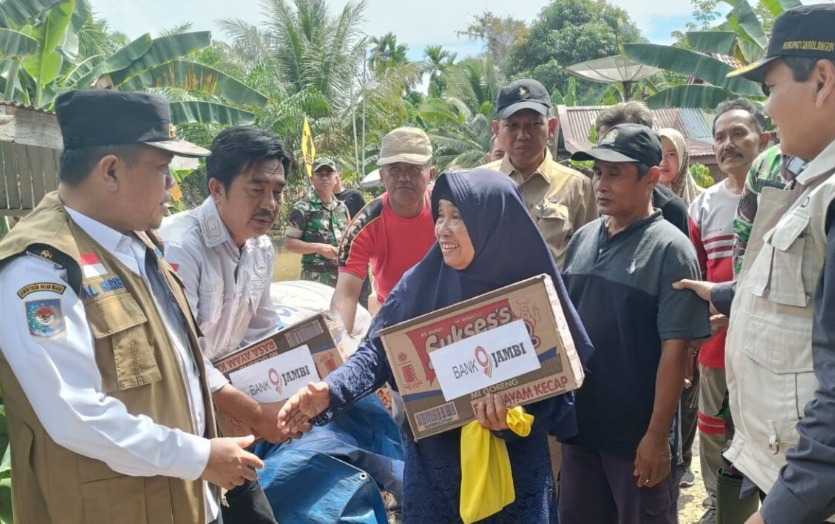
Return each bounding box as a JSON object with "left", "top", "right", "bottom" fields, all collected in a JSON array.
[
  {"left": 0, "top": 0, "right": 66, "bottom": 102},
  {"left": 623, "top": 0, "right": 801, "bottom": 109},
  {"left": 0, "top": 0, "right": 267, "bottom": 125},
  {"left": 65, "top": 31, "right": 268, "bottom": 125}
]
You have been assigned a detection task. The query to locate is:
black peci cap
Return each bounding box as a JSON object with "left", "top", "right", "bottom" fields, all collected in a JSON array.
[
  {"left": 55, "top": 90, "right": 210, "bottom": 157},
  {"left": 571, "top": 124, "right": 662, "bottom": 167},
  {"left": 728, "top": 4, "right": 835, "bottom": 82}
]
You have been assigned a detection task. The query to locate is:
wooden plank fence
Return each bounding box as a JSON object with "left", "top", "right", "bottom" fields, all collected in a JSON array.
[{"left": 0, "top": 143, "right": 60, "bottom": 217}]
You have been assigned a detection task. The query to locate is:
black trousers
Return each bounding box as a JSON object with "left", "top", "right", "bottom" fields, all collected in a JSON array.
[{"left": 220, "top": 478, "right": 277, "bottom": 524}]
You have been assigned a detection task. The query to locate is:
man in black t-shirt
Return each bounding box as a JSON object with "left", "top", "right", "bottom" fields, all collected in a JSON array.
[
  {"left": 330, "top": 164, "right": 367, "bottom": 218},
  {"left": 323, "top": 159, "right": 371, "bottom": 308},
  {"left": 559, "top": 124, "right": 710, "bottom": 524}
]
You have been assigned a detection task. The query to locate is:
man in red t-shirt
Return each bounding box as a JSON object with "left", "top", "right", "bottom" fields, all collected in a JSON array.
[{"left": 331, "top": 127, "right": 437, "bottom": 334}]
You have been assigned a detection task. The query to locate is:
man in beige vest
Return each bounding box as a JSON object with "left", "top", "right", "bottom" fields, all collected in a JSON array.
[
  {"left": 677, "top": 5, "right": 835, "bottom": 523},
  {"left": 0, "top": 90, "right": 269, "bottom": 524}
]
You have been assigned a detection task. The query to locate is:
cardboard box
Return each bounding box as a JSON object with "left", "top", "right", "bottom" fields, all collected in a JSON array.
[
  {"left": 380, "top": 274, "right": 584, "bottom": 440},
  {"left": 211, "top": 312, "right": 345, "bottom": 437}
]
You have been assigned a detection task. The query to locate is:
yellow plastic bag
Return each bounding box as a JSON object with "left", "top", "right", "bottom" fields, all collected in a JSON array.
[{"left": 459, "top": 407, "right": 534, "bottom": 523}]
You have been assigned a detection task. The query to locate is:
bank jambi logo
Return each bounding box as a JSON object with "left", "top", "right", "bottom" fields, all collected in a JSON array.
[
  {"left": 268, "top": 368, "right": 283, "bottom": 395},
  {"left": 475, "top": 346, "right": 493, "bottom": 378}
]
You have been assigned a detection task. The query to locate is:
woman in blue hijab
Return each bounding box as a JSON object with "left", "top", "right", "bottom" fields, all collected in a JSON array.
[{"left": 279, "top": 168, "right": 593, "bottom": 523}]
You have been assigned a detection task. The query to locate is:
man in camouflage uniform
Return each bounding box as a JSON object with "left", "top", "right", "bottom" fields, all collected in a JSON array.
[{"left": 285, "top": 157, "right": 350, "bottom": 286}]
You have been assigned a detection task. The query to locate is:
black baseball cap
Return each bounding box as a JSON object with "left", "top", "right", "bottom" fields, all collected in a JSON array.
[
  {"left": 313, "top": 157, "right": 339, "bottom": 172},
  {"left": 495, "top": 79, "right": 551, "bottom": 119},
  {"left": 728, "top": 4, "right": 835, "bottom": 82},
  {"left": 55, "top": 90, "right": 210, "bottom": 157},
  {"left": 571, "top": 124, "right": 662, "bottom": 167}
]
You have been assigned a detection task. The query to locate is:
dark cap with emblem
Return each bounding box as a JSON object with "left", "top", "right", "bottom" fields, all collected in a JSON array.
[
  {"left": 728, "top": 3, "right": 835, "bottom": 82},
  {"left": 571, "top": 124, "right": 662, "bottom": 167},
  {"left": 55, "top": 90, "right": 210, "bottom": 157},
  {"left": 496, "top": 78, "right": 552, "bottom": 119}
]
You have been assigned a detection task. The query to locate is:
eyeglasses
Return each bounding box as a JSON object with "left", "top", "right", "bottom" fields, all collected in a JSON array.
[
  {"left": 761, "top": 83, "right": 771, "bottom": 96},
  {"left": 382, "top": 164, "right": 427, "bottom": 177}
]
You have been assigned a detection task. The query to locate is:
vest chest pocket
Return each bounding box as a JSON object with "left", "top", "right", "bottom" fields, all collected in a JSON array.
[
  {"left": 750, "top": 213, "right": 810, "bottom": 307},
  {"left": 86, "top": 293, "right": 162, "bottom": 391}
]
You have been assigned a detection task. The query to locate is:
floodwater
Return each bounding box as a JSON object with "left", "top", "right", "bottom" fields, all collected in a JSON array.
[{"left": 273, "top": 245, "right": 303, "bottom": 282}]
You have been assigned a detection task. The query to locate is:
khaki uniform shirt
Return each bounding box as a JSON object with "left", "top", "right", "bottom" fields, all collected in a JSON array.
[{"left": 485, "top": 151, "right": 597, "bottom": 267}]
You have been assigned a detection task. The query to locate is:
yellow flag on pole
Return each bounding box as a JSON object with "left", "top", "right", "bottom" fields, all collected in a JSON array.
[{"left": 301, "top": 117, "right": 316, "bottom": 178}]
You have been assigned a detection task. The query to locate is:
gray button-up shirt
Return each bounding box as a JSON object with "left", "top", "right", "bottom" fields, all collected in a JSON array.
[{"left": 161, "top": 198, "right": 279, "bottom": 363}]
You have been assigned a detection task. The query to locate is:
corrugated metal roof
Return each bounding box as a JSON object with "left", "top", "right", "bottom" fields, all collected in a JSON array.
[
  {"left": 556, "top": 104, "right": 716, "bottom": 162},
  {"left": 709, "top": 52, "right": 745, "bottom": 70}
]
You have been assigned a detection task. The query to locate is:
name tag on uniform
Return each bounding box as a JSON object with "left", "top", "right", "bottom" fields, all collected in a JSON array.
[{"left": 81, "top": 275, "right": 126, "bottom": 299}]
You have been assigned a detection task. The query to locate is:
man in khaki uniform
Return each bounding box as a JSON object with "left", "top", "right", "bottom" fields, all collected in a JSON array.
[
  {"left": 483, "top": 78, "right": 597, "bottom": 511},
  {"left": 0, "top": 90, "right": 269, "bottom": 524},
  {"left": 483, "top": 78, "right": 597, "bottom": 267}
]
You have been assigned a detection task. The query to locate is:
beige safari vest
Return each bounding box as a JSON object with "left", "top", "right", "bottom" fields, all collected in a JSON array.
[
  {"left": 725, "top": 142, "right": 835, "bottom": 499},
  {"left": 0, "top": 192, "right": 217, "bottom": 524}
]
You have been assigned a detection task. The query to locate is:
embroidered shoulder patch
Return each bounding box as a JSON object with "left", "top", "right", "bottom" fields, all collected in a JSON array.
[
  {"left": 25, "top": 299, "right": 66, "bottom": 337},
  {"left": 17, "top": 282, "right": 67, "bottom": 299}
]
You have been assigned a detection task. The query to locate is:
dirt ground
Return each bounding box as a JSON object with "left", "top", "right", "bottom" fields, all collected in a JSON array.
[{"left": 678, "top": 437, "right": 711, "bottom": 524}]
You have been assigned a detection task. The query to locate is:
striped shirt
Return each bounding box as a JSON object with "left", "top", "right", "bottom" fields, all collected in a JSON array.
[{"left": 688, "top": 180, "right": 740, "bottom": 368}]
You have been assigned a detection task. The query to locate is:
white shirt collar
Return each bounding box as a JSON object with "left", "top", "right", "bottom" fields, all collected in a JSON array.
[
  {"left": 195, "top": 197, "right": 269, "bottom": 254},
  {"left": 65, "top": 206, "right": 144, "bottom": 274},
  {"left": 196, "top": 197, "right": 233, "bottom": 248}
]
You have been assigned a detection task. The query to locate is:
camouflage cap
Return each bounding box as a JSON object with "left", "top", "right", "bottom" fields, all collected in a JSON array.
[{"left": 313, "top": 157, "right": 339, "bottom": 172}]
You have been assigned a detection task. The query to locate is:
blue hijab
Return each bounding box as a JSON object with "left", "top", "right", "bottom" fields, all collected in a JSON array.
[{"left": 372, "top": 168, "right": 593, "bottom": 367}]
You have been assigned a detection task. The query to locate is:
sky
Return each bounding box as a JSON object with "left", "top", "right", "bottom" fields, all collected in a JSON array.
[{"left": 89, "top": 0, "right": 698, "bottom": 61}]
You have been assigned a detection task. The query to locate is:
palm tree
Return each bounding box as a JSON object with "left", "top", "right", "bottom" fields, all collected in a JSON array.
[
  {"left": 218, "top": 0, "right": 367, "bottom": 156},
  {"left": 260, "top": 0, "right": 366, "bottom": 105},
  {"left": 368, "top": 32, "right": 408, "bottom": 77},
  {"left": 410, "top": 58, "right": 503, "bottom": 170},
  {"left": 423, "top": 45, "right": 456, "bottom": 98},
  {"left": 443, "top": 57, "right": 501, "bottom": 117}
]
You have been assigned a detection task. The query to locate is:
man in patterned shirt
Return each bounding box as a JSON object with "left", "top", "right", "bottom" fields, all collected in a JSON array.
[
  {"left": 285, "top": 157, "right": 350, "bottom": 287},
  {"left": 732, "top": 142, "right": 806, "bottom": 275}
]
